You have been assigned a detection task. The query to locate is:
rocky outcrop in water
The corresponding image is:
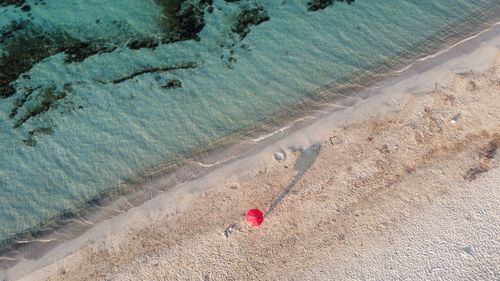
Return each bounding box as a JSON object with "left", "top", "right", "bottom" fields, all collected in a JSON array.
[
  {"left": 61, "top": 41, "right": 117, "bottom": 63},
  {"left": 161, "top": 79, "right": 182, "bottom": 89},
  {"left": 0, "top": 26, "right": 55, "bottom": 98},
  {"left": 231, "top": 5, "right": 269, "bottom": 39},
  {"left": 0, "top": 0, "right": 356, "bottom": 145},
  {"left": 111, "top": 62, "right": 197, "bottom": 84},
  {"left": 0, "top": 0, "right": 25, "bottom": 7},
  {"left": 127, "top": 38, "right": 159, "bottom": 50},
  {"left": 0, "top": 24, "right": 118, "bottom": 98},
  {"left": 8, "top": 83, "right": 77, "bottom": 146},
  {"left": 307, "top": 0, "right": 355, "bottom": 12},
  {"left": 0, "top": 0, "right": 209, "bottom": 99},
  {"left": 22, "top": 127, "right": 53, "bottom": 147},
  {"left": 156, "top": 0, "right": 207, "bottom": 43},
  {"left": 12, "top": 85, "right": 69, "bottom": 129}
]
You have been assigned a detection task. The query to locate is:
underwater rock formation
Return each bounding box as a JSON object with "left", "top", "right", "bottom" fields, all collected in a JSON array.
[
  {"left": 0, "top": 0, "right": 209, "bottom": 98},
  {"left": 12, "top": 85, "right": 69, "bottom": 129},
  {"left": 161, "top": 79, "right": 182, "bottom": 89},
  {"left": 127, "top": 38, "right": 159, "bottom": 50},
  {"left": 156, "top": 0, "right": 207, "bottom": 43},
  {"left": 112, "top": 62, "right": 197, "bottom": 84},
  {"left": 61, "top": 41, "right": 117, "bottom": 63},
  {"left": 0, "top": 23, "right": 117, "bottom": 98},
  {"left": 22, "top": 127, "right": 54, "bottom": 147},
  {"left": 307, "top": 0, "right": 355, "bottom": 12},
  {"left": 0, "top": 0, "right": 25, "bottom": 8},
  {"left": 231, "top": 5, "right": 269, "bottom": 39},
  {"left": 0, "top": 26, "right": 55, "bottom": 98}
]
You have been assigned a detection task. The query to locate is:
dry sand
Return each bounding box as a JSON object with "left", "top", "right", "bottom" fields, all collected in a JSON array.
[{"left": 4, "top": 25, "right": 500, "bottom": 281}]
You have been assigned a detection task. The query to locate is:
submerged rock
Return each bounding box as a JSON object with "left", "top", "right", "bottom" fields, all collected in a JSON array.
[
  {"left": 127, "top": 38, "right": 159, "bottom": 50},
  {"left": 0, "top": 0, "right": 25, "bottom": 7},
  {"left": 307, "top": 0, "right": 333, "bottom": 11},
  {"left": 0, "top": 28, "right": 55, "bottom": 98},
  {"left": 0, "top": 24, "right": 115, "bottom": 98},
  {"left": 232, "top": 5, "right": 269, "bottom": 39},
  {"left": 61, "top": 41, "right": 116, "bottom": 63},
  {"left": 0, "top": 1, "right": 207, "bottom": 100},
  {"left": 112, "top": 62, "right": 197, "bottom": 84},
  {"left": 161, "top": 79, "right": 182, "bottom": 89},
  {"left": 20, "top": 4, "right": 29, "bottom": 11},
  {"left": 12, "top": 85, "right": 69, "bottom": 128},
  {"left": 307, "top": 0, "right": 355, "bottom": 12},
  {"left": 156, "top": 0, "right": 207, "bottom": 43},
  {"left": 22, "top": 127, "right": 54, "bottom": 147}
]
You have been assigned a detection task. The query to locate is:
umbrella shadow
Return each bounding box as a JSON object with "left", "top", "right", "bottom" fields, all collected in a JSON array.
[
  {"left": 222, "top": 144, "right": 321, "bottom": 238},
  {"left": 266, "top": 143, "right": 321, "bottom": 216}
]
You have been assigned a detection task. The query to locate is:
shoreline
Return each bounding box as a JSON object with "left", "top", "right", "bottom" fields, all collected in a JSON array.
[{"left": 2, "top": 18, "right": 500, "bottom": 280}]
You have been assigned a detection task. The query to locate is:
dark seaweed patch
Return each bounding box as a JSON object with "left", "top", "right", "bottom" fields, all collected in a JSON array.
[
  {"left": 20, "top": 4, "right": 30, "bottom": 11},
  {"left": 127, "top": 38, "right": 159, "bottom": 50},
  {"left": 161, "top": 79, "right": 182, "bottom": 89},
  {"left": 1, "top": 1, "right": 208, "bottom": 100},
  {"left": 112, "top": 62, "right": 197, "bottom": 84},
  {"left": 12, "top": 85, "right": 68, "bottom": 128},
  {"left": 0, "top": 0, "right": 25, "bottom": 7},
  {"left": 0, "top": 28, "right": 55, "bottom": 98},
  {"left": 0, "top": 24, "right": 118, "bottom": 98},
  {"left": 61, "top": 41, "right": 117, "bottom": 63},
  {"left": 0, "top": 20, "right": 29, "bottom": 44},
  {"left": 307, "top": 0, "right": 333, "bottom": 11},
  {"left": 9, "top": 86, "right": 40, "bottom": 118},
  {"left": 231, "top": 5, "right": 269, "bottom": 39},
  {"left": 307, "top": 0, "right": 355, "bottom": 12},
  {"left": 215, "top": 3, "right": 269, "bottom": 68},
  {"left": 22, "top": 127, "right": 54, "bottom": 147},
  {"left": 156, "top": 0, "right": 207, "bottom": 43}
]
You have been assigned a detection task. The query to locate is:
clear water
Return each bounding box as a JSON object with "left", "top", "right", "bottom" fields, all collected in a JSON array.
[{"left": 0, "top": 0, "right": 499, "bottom": 244}]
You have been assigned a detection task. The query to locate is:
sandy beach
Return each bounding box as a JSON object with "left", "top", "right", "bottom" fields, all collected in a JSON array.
[{"left": 3, "top": 22, "right": 500, "bottom": 281}]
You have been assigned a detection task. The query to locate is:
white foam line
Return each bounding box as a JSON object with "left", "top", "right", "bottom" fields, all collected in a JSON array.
[
  {"left": 251, "top": 125, "right": 293, "bottom": 143},
  {"left": 196, "top": 116, "right": 319, "bottom": 168},
  {"left": 0, "top": 257, "right": 20, "bottom": 261},
  {"left": 195, "top": 154, "right": 241, "bottom": 168},
  {"left": 15, "top": 239, "right": 57, "bottom": 244},
  {"left": 368, "top": 85, "right": 384, "bottom": 90},
  {"left": 393, "top": 21, "right": 500, "bottom": 74},
  {"left": 251, "top": 116, "right": 316, "bottom": 143},
  {"left": 312, "top": 110, "right": 330, "bottom": 114},
  {"left": 77, "top": 219, "right": 95, "bottom": 226},
  {"left": 101, "top": 206, "right": 126, "bottom": 214},
  {"left": 324, "top": 103, "right": 349, "bottom": 109}
]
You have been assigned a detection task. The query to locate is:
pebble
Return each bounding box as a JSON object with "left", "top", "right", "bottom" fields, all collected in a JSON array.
[
  {"left": 451, "top": 113, "right": 461, "bottom": 124},
  {"left": 274, "top": 152, "right": 285, "bottom": 161}
]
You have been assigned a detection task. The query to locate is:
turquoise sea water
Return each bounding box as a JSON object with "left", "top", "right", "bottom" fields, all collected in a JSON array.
[{"left": 0, "top": 0, "right": 499, "bottom": 247}]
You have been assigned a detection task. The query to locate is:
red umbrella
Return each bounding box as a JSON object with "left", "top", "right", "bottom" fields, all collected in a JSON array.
[{"left": 245, "top": 209, "right": 264, "bottom": 227}]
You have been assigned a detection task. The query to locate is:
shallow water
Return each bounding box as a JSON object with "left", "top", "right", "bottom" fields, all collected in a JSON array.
[{"left": 0, "top": 0, "right": 499, "bottom": 245}]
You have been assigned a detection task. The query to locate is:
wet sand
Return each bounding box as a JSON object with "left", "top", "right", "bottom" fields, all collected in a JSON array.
[{"left": 4, "top": 24, "right": 500, "bottom": 281}]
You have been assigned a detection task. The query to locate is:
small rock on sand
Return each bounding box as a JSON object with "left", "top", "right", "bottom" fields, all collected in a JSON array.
[{"left": 274, "top": 152, "right": 285, "bottom": 161}]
